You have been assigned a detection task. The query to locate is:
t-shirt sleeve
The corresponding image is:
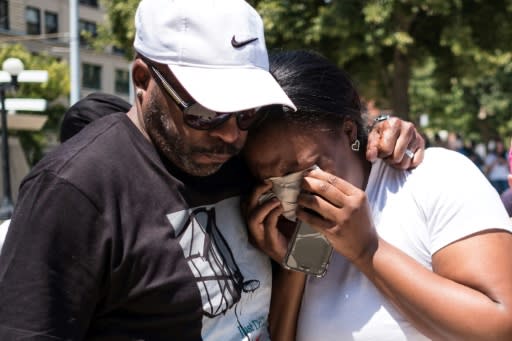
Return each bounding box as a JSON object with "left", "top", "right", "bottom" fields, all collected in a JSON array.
[
  {"left": 0, "top": 171, "right": 107, "bottom": 340},
  {"left": 417, "top": 149, "right": 512, "bottom": 254}
]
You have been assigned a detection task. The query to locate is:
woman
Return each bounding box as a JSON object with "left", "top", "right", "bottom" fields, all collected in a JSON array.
[{"left": 243, "top": 50, "right": 512, "bottom": 340}]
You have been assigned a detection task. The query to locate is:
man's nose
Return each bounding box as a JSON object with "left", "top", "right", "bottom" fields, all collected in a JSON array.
[{"left": 209, "top": 115, "right": 242, "bottom": 144}]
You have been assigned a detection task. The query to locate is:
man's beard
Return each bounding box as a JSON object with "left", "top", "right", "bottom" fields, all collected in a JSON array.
[{"left": 143, "top": 95, "right": 240, "bottom": 176}]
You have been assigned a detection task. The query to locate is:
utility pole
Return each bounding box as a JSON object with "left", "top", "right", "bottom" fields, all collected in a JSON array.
[{"left": 69, "top": 0, "right": 80, "bottom": 105}]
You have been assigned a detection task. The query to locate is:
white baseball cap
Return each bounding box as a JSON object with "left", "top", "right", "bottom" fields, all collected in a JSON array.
[{"left": 133, "top": 0, "right": 296, "bottom": 113}]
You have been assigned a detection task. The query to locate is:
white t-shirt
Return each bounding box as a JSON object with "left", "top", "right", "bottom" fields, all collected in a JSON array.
[{"left": 296, "top": 148, "right": 512, "bottom": 341}]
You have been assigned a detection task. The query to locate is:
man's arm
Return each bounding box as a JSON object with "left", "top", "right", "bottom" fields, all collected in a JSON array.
[
  {"left": 366, "top": 115, "right": 425, "bottom": 169},
  {"left": 269, "top": 268, "right": 306, "bottom": 341},
  {"left": 0, "top": 172, "right": 104, "bottom": 340}
]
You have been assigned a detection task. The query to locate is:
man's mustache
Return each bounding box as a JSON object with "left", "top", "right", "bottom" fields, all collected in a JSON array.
[{"left": 192, "top": 144, "right": 241, "bottom": 156}]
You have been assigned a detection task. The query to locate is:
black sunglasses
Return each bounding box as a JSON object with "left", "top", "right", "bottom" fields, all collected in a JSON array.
[{"left": 147, "top": 63, "right": 265, "bottom": 131}]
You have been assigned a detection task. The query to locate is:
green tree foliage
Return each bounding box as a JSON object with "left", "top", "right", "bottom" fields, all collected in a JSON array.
[
  {"left": 101, "top": 0, "right": 512, "bottom": 141},
  {"left": 0, "top": 44, "right": 69, "bottom": 165},
  {"left": 97, "top": 0, "right": 139, "bottom": 59},
  {"left": 254, "top": 0, "right": 512, "bottom": 140}
]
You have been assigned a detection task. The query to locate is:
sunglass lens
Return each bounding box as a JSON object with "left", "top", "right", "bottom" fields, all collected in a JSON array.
[
  {"left": 186, "top": 104, "right": 216, "bottom": 120},
  {"left": 185, "top": 104, "right": 230, "bottom": 130},
  {"left": 237, "top": 110, "right": 264, "bottom": 130},
  {"left": 184, "top": 105, "right": 263, "bottom": 130}
]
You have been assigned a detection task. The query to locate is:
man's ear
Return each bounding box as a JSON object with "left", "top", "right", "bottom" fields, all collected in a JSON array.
[{"left": 131, "top": 58, "right": 151, "bottom": 92}]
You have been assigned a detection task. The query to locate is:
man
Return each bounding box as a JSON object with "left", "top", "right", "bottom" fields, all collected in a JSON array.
[{"left": 0, "top": 1, "right": 423, "bottom": 340}]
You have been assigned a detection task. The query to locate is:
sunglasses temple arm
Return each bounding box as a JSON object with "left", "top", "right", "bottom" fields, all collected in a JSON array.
[{"left": 151, "top": 67, "right": 191, "bottom": 109}]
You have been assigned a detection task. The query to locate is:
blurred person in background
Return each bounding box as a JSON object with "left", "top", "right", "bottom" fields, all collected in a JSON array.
[
  {"left": 459, "top": 139, "right": 484, "bottom": 172},
  {"left": 500, "top": 139, "right": 512, "bottom": 217},
  {"left": 484, "top": 139, "right": 509, "bottom": 194}
]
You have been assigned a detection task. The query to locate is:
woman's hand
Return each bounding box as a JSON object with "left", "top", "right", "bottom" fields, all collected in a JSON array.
[
  {"left": 296, "top": 168, "right": 379, "bottom": 265},
  {"left": 245, "top": 181, "right": 289, "bottom": 263}
]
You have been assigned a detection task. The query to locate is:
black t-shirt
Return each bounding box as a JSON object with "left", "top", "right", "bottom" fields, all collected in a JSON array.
[{"left": 0, "top": 113, "right": 272, "bottom": 340}]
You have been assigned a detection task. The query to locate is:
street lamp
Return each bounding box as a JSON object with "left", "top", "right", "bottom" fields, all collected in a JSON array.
[{"left": 0, "top": 57, "right": 24, "bottom": 219}]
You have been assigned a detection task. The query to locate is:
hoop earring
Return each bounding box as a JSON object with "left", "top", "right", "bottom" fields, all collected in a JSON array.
[{"left": 351, "top": 139, "right": 360, "bottom": 152}]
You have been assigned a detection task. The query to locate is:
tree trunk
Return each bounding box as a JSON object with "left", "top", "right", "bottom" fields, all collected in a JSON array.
[{"left": 391, "top": 48, "right": 410, "bottom": 120}]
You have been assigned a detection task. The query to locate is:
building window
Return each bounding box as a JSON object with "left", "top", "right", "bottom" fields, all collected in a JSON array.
[
  {"left": 115, "top": 69, "right": 130, "bottom": 95},
  {"left": 26, "top": 6, "right": 41, "bottom": 35},
  {"left": 79, "top": 0, "right": 98, "bottom": 7},
  {"left": 112, "top": 45, "right": 126, "bottom": 56},
  {"left": 79, "top": 19, "right": 96, "bottom": 46},
  {"left": 0, "top": 0, "right": 9, "bottom": 30},
  {"left": 44, "top": 11, "right": 58, "bottom": 36},
  {"left": 82, "top": 63, "right": 102, "bottom": 90}
]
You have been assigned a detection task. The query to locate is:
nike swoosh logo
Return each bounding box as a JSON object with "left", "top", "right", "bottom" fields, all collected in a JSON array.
[{"left": 231, "top": 36, "right": 258, "bottom": 48}]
